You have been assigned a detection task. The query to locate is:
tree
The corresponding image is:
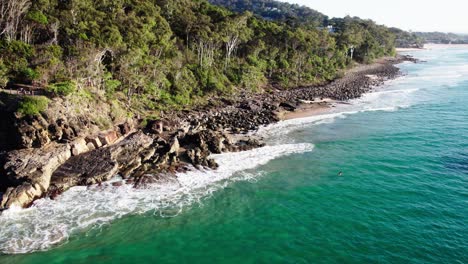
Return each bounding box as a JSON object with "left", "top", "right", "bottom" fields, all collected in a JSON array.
[
  {"left": 0, "top": 0, "right": 31, "bottom": 41},
  {"left": 220, "top": 12, "right": 252, "bottom": 70}
]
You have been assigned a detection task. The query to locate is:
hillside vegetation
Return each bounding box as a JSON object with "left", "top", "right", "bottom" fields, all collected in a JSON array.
[
  {"left": 0, "top": 0, "right": 401, "bottom": 116},
  {"left": 415, "top": 32, "right": 468, "bottom": 44}
]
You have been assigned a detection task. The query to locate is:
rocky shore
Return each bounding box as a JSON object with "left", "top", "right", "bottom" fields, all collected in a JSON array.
[{"left": 0, "top": 55, "right": 417, "bottom": 211}]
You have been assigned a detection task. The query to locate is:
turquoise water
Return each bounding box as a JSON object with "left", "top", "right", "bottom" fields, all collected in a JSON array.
[{"left": 1, "top": 45, "right": 467, "bottom": 263}]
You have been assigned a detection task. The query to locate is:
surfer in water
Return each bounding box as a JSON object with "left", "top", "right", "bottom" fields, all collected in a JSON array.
[{"left": 338, "top": 171, "right": 343, "bottom": 176}]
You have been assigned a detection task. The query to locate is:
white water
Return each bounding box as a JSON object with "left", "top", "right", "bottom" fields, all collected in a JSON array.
[
  {"left": 3, "top": 46, "right": 463, "bottom": 255},
  {"left": 256, "top": 84, "right": 419, "bottom": 143},
  {"left": 0, "top": 143, "right": 314, "bottom": 254},
  {"left": 1, "top": 81, "right": 418, "bottom": 254}
]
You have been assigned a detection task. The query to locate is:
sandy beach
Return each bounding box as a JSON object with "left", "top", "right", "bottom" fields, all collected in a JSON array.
[
  {"left": 396, "top": 47, "right": 426, "bottom": 52},
  {"left": 280, "top": 100, "right": 334, "bottom": 120}
]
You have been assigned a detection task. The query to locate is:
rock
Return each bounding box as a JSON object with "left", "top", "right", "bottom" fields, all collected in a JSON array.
[
  {"left": 17, "top": 124, "right": 36, "bottom": 149},
  {"left": 86, "top": 142, "right": 96, "bottom": 151},
  {"left": 61, "top": 125, "right": 75, "bottom": 141},
  {"left": 49, "top": 148, "right": 119, "bottom": 189},
  {"left": 168, "top": 137, "right": 180, "bottom": 155},
  {"left": 118, "top": 121, "right": 133, "bottom": 136},
  {"left": 147, "top": 120, "right": 164, "bottom": 134},
  {"left": 48, "top": 123, "right": 63, "bottom": 141},
  {"left": 71, "top": 138, "right": 88, "bottom": 156},
  {"left": 207, "top": 159, "right": 218, "bottom": 169},
  {"left": 134, "top": 174, "right": 157, "bottom": 188},
  {"left": 35, "top": 129, "right": 50, "bottom": 147},
  {"left": 0, "top": 143, "right": 72, "bottom": 209},
  {"left": 48, "top": 132, "right": 153, "bottom": 193},
  {"left": 99, "top": 130, "right": 119, "bottom": 146},
  {"left": 240, "top": 101, "right": 261, "bottom": 111},
  {"left": 112, "top": 181, "right": 124, "bottom": 187},
  {"left": 279, "top": 101, "right": 297, "bottom": 111},
  {"left": 120, "top": 157, "right": 142, "bottom": 178},
  {"left": 179, "top": 122, "right": 191, "bottom": 134},
  {"left": 141, "top": 147, "right": 156, "bottom": 162},
  {"left": 85, "top": 136, "right": 103, "bottom": 149}
]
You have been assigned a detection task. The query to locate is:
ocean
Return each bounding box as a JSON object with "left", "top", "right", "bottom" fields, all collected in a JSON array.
[{"left": 0, "top": 45, "right": 467, "bottom": 263}]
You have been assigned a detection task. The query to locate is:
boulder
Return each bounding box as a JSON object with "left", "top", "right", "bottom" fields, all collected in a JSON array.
[
  {"left": 71, "top": 138, "right": 88, "bottom": 156},
  {"left": 49, "top": 148, "right": 119, "bottom": 189},
  {"left": 48, "top": 123, "right": 63, "bottom": 141},
  {"left": 61, "top": 125, "right": 75, "bottom": 140},
  {"left": 168, "top": 137, "right": 180, "bottom": 155},
  {"left": 49, "top": 132, "right": 153, "bottom": 193},
  {"left": 99, "top": 130, "right": 119, "bottom": 146},
  {"left": 86, "top": 142, "right": 96, "bottom": 151},
  {"left": 0, "top": 143, "right": 72, "bottom": 209},
  {"left": 147, "top": 120, "right": 164, "bottom": 134},
  {"left": 85, "top": 136, "right": 103, "bottom": 149},
  {"left": 279, "top": 101, "right": 297, "bottom": 111},
  {"left": 35, "top": 128, "right": 51, "bottom": 147},
  {"left": 118, "top": 121, "right": 133, "bottom": 136}
]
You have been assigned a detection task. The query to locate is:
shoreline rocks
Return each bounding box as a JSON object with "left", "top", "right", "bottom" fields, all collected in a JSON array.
[{"left": 0, "top": 55, "right": 416, "bottom": 211}]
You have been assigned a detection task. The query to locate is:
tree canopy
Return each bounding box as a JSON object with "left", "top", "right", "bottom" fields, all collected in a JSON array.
[{"left": 0, "top": 0, "right": 409, "bottom": 114}]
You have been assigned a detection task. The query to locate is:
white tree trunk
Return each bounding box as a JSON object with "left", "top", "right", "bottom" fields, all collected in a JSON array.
[{"left": 0, "top": 0, "right": 31, "bottom": 41}]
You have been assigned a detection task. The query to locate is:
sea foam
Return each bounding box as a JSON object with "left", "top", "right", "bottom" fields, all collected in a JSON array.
[
  {"left": 0, "top": 60, "right": 423, "bottom": 255},
  {"left": 256, "top": 85, "right": 419, "bottom": 142},
  {"left": 0, "top": 143, "right": 314, "bottom": 254}
]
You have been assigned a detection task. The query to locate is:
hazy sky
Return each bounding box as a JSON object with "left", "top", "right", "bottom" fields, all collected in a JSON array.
[{"left": 283, "top": 0, "right": 468, "bottom": 33}]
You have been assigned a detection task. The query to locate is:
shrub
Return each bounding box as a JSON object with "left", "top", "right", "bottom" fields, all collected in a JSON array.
[
  {"left": 19, "top": 67, "right": 39, "bottom": 82},
  {"left": 241, "top": 65, "right": 266, "bottom": 92},
  {"left": 0, "top": 40, "right": 35, "bottom": 58},
  {"left": 17, "top": 96, "right": 49, "bottom": 116},
  {"left": 26, "top": 10, "right": 48, "bottom": 25},
  {"left": 47, "top": 81, "right": 76, "bottom": 96},
  {"left": 104, "top": 78, "right": 122, "bottom": 97},
  {"left": 0, "top": 59, "right": 8, "bottom": 88}
]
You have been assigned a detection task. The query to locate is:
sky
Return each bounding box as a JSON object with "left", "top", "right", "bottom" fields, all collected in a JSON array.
[{"left": 284, "top": 0, "right": 468, "bottom": 33}]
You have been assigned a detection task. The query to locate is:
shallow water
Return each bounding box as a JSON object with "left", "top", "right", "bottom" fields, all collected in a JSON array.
[{"left": 1, "top": 45, "right": 467, "bottom": 263}]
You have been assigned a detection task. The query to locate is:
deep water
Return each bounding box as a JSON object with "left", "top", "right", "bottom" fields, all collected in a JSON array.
[{"left": 1, "top": 45, "right": 467, "bottom": 263}]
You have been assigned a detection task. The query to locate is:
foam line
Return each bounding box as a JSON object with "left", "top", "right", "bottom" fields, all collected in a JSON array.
[{"left": 0, "top": 143, "right": 314, "bottom": 254}]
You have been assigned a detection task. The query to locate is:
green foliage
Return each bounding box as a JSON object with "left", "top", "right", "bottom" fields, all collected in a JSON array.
[
  {"left": 0, "top": 40, "right": 35, "bottom": 58},
  {"left": 0, "top": 60, "right": 8, "bottom": 88},
  {"left": 46, "top": 81, "right": 77, "bottom": 96},
  {"left": 330, "top": 16, "right": 396, "bottom": 63},
  {"left": 19, "top": 67, "right": 39, "bottom": 82},
  {"left": 104, "top": 73, "right": 122, "bottom": 98},
  {"left": 240, "top": 64, "right": 266, "bottom": 92},
  {"left": 415, "top": 32, "right": 468, "bottom": 44},
  {"left": 26, "top": 10, "right": 48, "bottom": 25},
  {"left": 17, "top": 96, "right": 49, "bottom": 116},
  {"left": 209, "top": 0, "right": 328, "bottom": 27},
  {"left": 0, "top": 0, "right": 408, "bottom": 113}
]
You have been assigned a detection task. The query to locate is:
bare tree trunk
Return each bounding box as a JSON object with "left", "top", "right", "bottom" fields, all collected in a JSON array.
[
  {"left": 0, "top": 0, "right": 31, "bottom": 41},
  {"left": 50, "top": 21, "right": 59, "bottom": 44},
  {"left": 224, "top": 34, "right": 239, "bottom": 70},
  {"left": 20, "top": 23, "right": 33, "bottom": 44}
]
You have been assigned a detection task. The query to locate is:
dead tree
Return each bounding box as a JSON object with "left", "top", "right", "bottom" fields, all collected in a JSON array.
[{"left": 0, "top": 0, "right": 31, "bottom": 41}]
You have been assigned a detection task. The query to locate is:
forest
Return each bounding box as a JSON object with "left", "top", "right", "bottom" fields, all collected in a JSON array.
[
  {"left": 0, "top": 0, "right": 403, "bottom": 115},
  {"left": 414, "top": 32, "right": 468, "bottom": 44}
]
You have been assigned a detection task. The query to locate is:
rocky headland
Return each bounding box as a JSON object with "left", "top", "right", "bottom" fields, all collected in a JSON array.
[{"left": 0, "top": 55, "right": 417, "bottom": 211}]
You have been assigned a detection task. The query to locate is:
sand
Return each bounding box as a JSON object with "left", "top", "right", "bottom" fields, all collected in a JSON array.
[{"left": 279, "top": 100, "right": 335, "bottom": 120}]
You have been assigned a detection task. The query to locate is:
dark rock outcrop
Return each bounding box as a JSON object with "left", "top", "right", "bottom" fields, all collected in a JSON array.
[
  {"left": 0, "top": 55, "right": 417, "bottom": 210},
  {"left": 0, "top": 143, "right": 72, "bottom": 208},
  {"left": 48, "top": 132, "right": 153, "bottom": 194}
]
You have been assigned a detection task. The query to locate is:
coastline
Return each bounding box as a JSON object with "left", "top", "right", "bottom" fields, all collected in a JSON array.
[
  {"left": 280, "top": 100, "right": 333, "bottom": 120},
  {"left": 396, "top": 47, "right": 426, "bottom": 52},
  {"left": 0, "top": 55, "right": 416, "bottom": 212}
]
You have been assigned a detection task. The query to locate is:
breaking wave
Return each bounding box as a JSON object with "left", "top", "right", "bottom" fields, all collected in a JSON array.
[{"left": 0, "top": 143, "right": 314, "bottom": 254}]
